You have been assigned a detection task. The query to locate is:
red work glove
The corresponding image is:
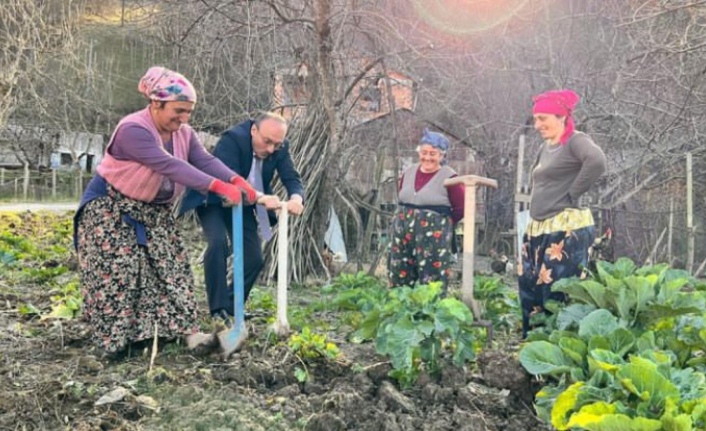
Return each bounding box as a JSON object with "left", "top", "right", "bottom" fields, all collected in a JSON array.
[
  {"left": 208, "top": 179, "right": 242, "bottom": 204},
  {"left": 230, "top": 175, "right": 258, "bottom": 203}
]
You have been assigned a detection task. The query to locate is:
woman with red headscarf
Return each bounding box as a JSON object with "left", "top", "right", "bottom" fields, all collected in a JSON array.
[
  {"left": 519, "top": 89, "right": 607, "bottom": 338},
  {"left": 74, "top": 67, "right": 271, "bottom": 358}
]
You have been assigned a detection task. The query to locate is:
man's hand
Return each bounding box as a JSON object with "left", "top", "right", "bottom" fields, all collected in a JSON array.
[
  {"left": 286, "top": 197, "right": 304, "bottom": 215},
  {"left": 257, "top": 195, "right": 282, "bottom": 210}
]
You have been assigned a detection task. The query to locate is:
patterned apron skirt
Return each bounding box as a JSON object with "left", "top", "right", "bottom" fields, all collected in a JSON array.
[
  {"left": 518, "top": 208, "right": 595, "bottom": 337},
  {"left": 388, "top": 206, "right": 454, "bottom": 290},
  {"left": 76, "top": 186, "right": 199, "bottom": 353}
]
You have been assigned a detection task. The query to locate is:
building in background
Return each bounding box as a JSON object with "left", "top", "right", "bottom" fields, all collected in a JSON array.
[
  {"left": 0, "top": 124, "right": 104, "bottom": 172},
  {"left": 274, "top": 62, "right": 485, "bottom": 255}
]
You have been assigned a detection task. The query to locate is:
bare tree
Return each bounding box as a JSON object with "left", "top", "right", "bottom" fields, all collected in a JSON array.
[
  {"left": 9, "top": 0, "right": 706, "bottom": 267},
  {"left": 0, "top": 0, "right": 88, "bottom": 126}
]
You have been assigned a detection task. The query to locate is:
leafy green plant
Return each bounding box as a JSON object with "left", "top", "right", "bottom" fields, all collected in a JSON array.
[
  {"left": 357, "top": 282, "right": 476, "bottom": 388},
  {"left": 333, "top": 284, "right": 388, "bottom": 313},
  {"left": 0, "top": 249, "right": 16, "bottom": 266},
  {"left": 18, "top": 303, "right": 41, "bottom": 316},
  {"left": 533, "top": 352, "right": 706, "bottom": 430},
  {"left": 0, "top": 232, "right": 39, "bottom": 256},
  {"left": 327, "top": 272, "right": 388, "bottom": 333},
  {"left": 0, "top": 218, "right": 74, "bottom": 289},
  {"left": 520, "top": 258, "right": 706, "bottom": 430},
  {"left": 549, "top": 258, "right": 701, "bottom": 331},
  {"left": 247, "top": 289, "right": 276, "bottom": 313},
  {"left": 43, "top": 280, "right": 82, "bottom": 320},
  {"left": 329, "top": 271, "right": 385, "bottom": 292},
  {"left": 287, "top": 327, "right": 340, "bottom": 361},
  {"left": 293, "top": 367, "right": 309, "bottom": 383},
  {"left": 21, "top": 265, "right": 69, "bottom": 284},
  {"left": 473, "top": 275, "right": 521, "bottom": 332}
]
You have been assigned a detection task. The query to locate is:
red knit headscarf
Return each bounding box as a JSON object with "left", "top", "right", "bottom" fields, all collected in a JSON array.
[{"left": 532, "top": 89, "right": 580, "bottom": 145}]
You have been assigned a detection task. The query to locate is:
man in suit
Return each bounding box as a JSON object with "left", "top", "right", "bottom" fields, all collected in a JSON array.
[{"left": 181, "top": 112, "right": 305, "bottom": 321}]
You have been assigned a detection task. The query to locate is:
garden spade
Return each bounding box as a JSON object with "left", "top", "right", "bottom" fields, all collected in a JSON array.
[
  {"left": 444, "top": 175, "right": 498, "bottom": 342},
  {"left": 218, "top": 202, "right": 247, "bottom": 358},
  {"left": 272, "top": 201, "right": 290, "bottom": 336}
]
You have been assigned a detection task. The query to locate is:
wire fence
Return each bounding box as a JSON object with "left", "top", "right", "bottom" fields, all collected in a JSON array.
[
  {"left": 2, "top": 168, "right": 703, "bottom": 275},
  {"left": 598, "top": 206, "right": 706, "bottom": 276},
  {"left": 0, "top": 167, "right": 91, "bottom": 202}
]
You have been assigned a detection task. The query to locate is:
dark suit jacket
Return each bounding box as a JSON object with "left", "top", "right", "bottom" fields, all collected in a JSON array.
[{"left": 179, "top": 120, "right": 305, "bottom": 223}]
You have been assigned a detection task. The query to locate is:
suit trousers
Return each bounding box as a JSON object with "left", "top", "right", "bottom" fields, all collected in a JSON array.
[{"left": 196, "top": 205, "right": 264, "bottom": 316}]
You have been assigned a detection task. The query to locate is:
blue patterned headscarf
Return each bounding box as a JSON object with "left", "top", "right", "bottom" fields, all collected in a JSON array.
[{"left": 419, "top": 128, "right": 449, "bottom": 152}]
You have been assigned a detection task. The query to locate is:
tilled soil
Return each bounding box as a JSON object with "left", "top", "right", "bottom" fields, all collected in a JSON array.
[
  {"left": 1, "top": 299, "right": 547, "bottom": 431},
  {"left": 0, "top": 211, "right": 547, "bottom": 430}
]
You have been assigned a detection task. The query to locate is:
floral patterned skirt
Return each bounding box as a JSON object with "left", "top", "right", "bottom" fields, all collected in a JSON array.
[
  {"left": 388, "top": 206, "right": 454, "bottom": 289},
  {"left": 518, "top": 208, "right": 595, "bottom": 337},
  {"left": 76, "top": 187, "right": 199, "bottom": 353}
]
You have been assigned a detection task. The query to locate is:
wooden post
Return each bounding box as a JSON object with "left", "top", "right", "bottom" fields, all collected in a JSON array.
[
  {"left": 74, "top": 168, "right": 81, "bottom": 199},
  {"left": 647, "top": 227, "right": 667, "bottom": 265},
  {"left": 687, "top": 153, "right": 694, "bottom": 273},
  {"left": 515, "top": 134, "right": 525, "bottom": 203},
  {"left": 23, "top": 163, "right": 29, "bottom": 201},
  {"left": 514, "top": 132, "right": 526, "bottom": 265},
  {"left": 362, "top": 150, "right": 385, "bottom": 261},
  {"left": 694, "top": 256, "right": 706, "bottom": 279},
  {"left": 668, "top": 198, "right": 674, "bottom": 265},
  {"left": 444, "top": 175, "right": 498, "bottom": 320},
  {"left": 52, "top": 169, "right": 57, "bottom": 199},
  {"left": 0, "top": 168, "right": 4, "bottom": 185},
  {"left": 596, "top": 195, "right": 603, "bottom": 233}
]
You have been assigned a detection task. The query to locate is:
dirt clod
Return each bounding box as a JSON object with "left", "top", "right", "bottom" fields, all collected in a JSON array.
[
  {"left": 305, "top": 412, "right": 346, "bottom": 431},
  {"left": 379, "top": 381, "right": 416, "bottom": 413}
]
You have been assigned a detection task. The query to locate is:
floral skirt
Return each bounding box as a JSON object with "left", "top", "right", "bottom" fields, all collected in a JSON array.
[
  {"left": 518, "top": 208, "right": 595, "bottom": 337},
  {"left": 388, "top": 206, "right": 454, "bottom": 289},
  {"left": 76, "top": 187, "right": 199, "bottom": 353}
]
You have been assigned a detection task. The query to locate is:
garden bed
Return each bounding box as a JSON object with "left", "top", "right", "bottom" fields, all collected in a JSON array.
[{"left": 0, "top": 211, "right": 542, "bottom": 431}]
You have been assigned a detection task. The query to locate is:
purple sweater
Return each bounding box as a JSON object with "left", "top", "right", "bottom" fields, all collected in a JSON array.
[{"left": 110, "top": 125, "right": 235, "bottom": 202}]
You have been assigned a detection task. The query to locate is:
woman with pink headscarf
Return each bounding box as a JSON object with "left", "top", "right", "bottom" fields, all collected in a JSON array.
[
  {"left": 519, "top": 89, "right": 607, "bottom": 338},
  {"left": 74, "top": 67, "right": 269, "bottom": 358}
]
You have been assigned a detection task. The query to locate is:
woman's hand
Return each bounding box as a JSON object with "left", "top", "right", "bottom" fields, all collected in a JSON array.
[
  {"left": 208, "top": 179, "right": 242, "bottom": 206},
  {"left": 230, "top": 176, "right": 258, "bottom": 203}
]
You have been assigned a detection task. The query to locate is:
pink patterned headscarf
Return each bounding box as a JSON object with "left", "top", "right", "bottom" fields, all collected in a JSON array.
[
  {"left": 532, "top": 89, "right": 580, "bottom": 145},
  {"left": 138, "top": 66, "right": 197, "bottom": 103}
]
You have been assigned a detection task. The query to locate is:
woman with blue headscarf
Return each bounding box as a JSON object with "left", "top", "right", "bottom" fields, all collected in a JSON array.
[{"left": 388, "top": 128, "right": 465, "bottom": 290}]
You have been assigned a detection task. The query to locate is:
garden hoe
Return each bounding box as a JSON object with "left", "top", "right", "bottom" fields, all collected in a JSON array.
[
  {"left": 272, "top": 201, "right": 290, "bottom": 336},
  {"left": 444, "top": 175, "right": 498, "bottom": 344},
  {"left": 218, "top": 202, "right": 248, "bottom": 359}
]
